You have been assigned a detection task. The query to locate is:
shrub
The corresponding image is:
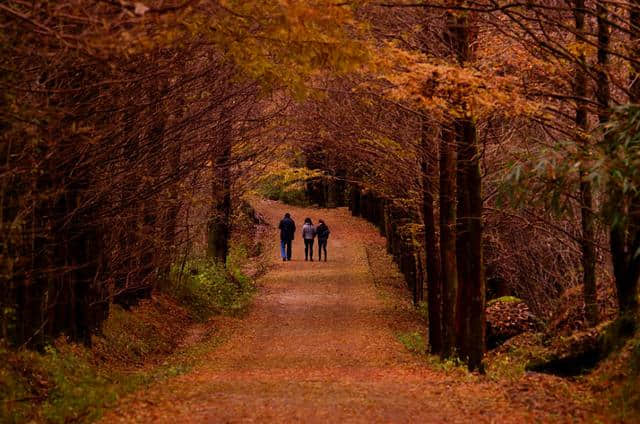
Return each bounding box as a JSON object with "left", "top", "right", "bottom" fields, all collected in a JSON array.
[
  {"left": 0, "top": 342, "right": 120, "bottom": 424},
  {"left": 396, "top": 331, "right": 425, "bottom": 354},
  {"left": 167, "top": 257, "right": 254, "bottom": 321}
]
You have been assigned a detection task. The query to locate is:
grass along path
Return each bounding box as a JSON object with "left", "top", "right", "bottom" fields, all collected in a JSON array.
[{"left": 101, "top": 199, "right": 600, "bottom": 423}]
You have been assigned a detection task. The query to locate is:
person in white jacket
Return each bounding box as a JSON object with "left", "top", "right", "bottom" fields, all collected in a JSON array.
[{"left": 301, "top": 217, "right": 316, "bottom": 261}]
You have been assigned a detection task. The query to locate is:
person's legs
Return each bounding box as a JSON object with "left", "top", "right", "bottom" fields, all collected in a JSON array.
[
  {"left": 286, "top": 240, "right": 292, "bottom": 260},
  {"left": 280, "top": 240, "right": 286, "bottom": 261},
  {"left": 304, "top": 239, "right": 309, "bottom": 260},
  {"left": 317, "top": 239, "right": 322, "bottom": 261},
  {"left": 309, "top": 239, "right": 313, "bottom": 261},
  {"left": 320, "top": 240, "right": 327, "bottom": 261}
]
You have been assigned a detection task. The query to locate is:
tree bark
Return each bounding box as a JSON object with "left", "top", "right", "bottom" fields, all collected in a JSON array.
[
  {"left": 448, "top": 8, "right": 485, "bottom": 370},
  {"left": 457, "top": 117, "right": 485, "bottom": 371},
  {"left": 455, "top": 120, "right": 471, "bottom": 361},
  {"left": 207, "top": 112, "right": 233, "bottom": 265},
  {"left": 421, "top": 120, "right": 443, "bottom": 354},
  {"left": 606, "top": 0, "right": 640, "bottom": 317},
  {"left": 575, "top": 0, "right": 598, "bottom": 326},
  {"left": 439, "top": 123, "right": 458, "bottom": 359}
]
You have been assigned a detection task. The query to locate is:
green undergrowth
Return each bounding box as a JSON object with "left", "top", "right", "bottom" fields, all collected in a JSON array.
[
  {"left": 395, "top": 330, "right": 471, "bottom": 375},
  {"left": 0, "top": 305, "right": 218, "bottom": 424},
  {"left": 165, "top": 249, "right": 255, "bottom": 321},
  {"left": 1, "top": 245, "right": 256, "bottom": 423},
  {"left": 487, "top": 295, "right": 523, "bottom": 306},
  {"left": 427, "top": 355, "right": 470, "bottom": 374},
  {"left": 485, "top": 332, "right": 548, "bottom": 381},
  {"left": 395, "top": 331, "right": 425, "bottom": 354},
  {"left": 0, "top": 328, "right": 224, "bottom": 424}
]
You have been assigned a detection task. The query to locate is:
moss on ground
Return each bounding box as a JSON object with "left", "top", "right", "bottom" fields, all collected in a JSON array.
[{"left": 487, "top": 296, "right": 524, "bottom": 306}]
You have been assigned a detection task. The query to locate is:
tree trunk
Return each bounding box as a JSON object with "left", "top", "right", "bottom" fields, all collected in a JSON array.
[
  {"left": 575, "top": 0, "right": 598, "bottom": 325},
  {"left": 448, "top": 9, "right": 485, "bottom": 370},
  {"left": 439, "top": 123, "right": 458, "bottom": 359},
  {"left": 455, "top": 119, "right": 471, "bottom": 361},
  {"left": 350, "top": 185, "right": 361, "bottom": 217},
  {"left": 421, "top": 120, "right": 443, "bottom": 354},
  {"left": 593, "top": 0, "right": 640, "bottom": 317},
  {"left": 612, "top": 0, "right": 640, "bottom": 316},
  {"left": 207, "top": 113, "right": 232, "bottom": 265},
  {"left": 457, "top": 118, "right": 485, "bottom": 371}
]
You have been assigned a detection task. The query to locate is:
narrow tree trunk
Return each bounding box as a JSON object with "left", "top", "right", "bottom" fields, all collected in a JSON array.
[
  {"left": 350, "top": 185, "right": 361, "bottom": 217},
  {"left": 421, "top": 120, "right": 443, "bottom": 354},
  {"left": 139, "top": 80, "right": 167, "bottom": 300},
  {"left": 439, "top": 123, "right": 458, "bottom": 359},
  {"left": 631, "top": 0, "right": 640, "bottom": 102},
  {"left": 207, "top": 113, "right": 232, "bottom": 265},
  {"left": 455, "top": 120, "right": 471, "bottom": 361},
  {"left": 575, "top": 0, "right": 598, "bottom": 325}
]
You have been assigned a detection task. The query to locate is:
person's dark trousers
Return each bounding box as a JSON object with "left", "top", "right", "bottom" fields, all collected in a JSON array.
[
  {"left": 318, "top": 239, "right": 327, "bottom": 261},
  {"left": 304, "top": 239, "right": 314, "bottom": 261},
  {"left": 281, "top": 239, "right": 292, "bottom": 261}
]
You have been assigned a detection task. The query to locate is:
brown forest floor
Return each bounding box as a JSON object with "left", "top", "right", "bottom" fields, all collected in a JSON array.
[{"left": 101, "top": 200, "right": 604, "bottom": 423}]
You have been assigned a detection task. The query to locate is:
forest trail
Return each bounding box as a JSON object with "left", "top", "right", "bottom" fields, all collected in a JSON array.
[{"left": 101, "top": 200, "right": 596, "bottom": 423}]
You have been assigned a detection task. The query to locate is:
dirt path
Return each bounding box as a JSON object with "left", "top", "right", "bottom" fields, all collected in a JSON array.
[{"left": 102, "top": 200, "right": 597, "bottom": 423}]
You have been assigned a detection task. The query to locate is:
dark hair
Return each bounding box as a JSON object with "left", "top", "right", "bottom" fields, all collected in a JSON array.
[
  {"left": 319, "top": 219, "right": 325, "bottom": 224},
  {"left": 285, "top": 213, "right": 290, "bottom": 218},
  {"left": 304, "top": 217, "right": 312, "bottom": 224}
]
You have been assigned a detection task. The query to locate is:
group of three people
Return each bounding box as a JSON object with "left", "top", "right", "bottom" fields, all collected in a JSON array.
[{"left": 278, "top": 213, "right": 331, "bottom": 262}]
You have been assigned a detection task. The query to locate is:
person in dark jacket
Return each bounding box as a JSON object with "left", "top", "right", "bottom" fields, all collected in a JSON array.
[
  {"left": 316, "top": 219, "right": 330, "bottom": 262},
  {"left": 278, "top": 213, "right": 296, "bottom": 261},
  {"left": 302, "top": 217, "right": 316, "bottom": 261}
]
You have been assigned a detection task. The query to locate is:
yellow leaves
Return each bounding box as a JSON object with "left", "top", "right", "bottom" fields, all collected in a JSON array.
[
  {"left": 364, "top": 43, "right": 541, "bottom": 121},
  {"left": 196, "top": 0, "right": 371, "bottom": 96}
]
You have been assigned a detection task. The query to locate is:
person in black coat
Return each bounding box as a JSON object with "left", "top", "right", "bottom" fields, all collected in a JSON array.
[
  {"left": 316, "top": 219, "right": 330, "bottom": 262},
  {"left": 278, "top": 213, "right": 296, "bottom": 261}
]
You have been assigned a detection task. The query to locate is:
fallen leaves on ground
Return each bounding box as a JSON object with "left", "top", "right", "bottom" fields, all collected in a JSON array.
[{"left": 100, "top": 200, "right": 608, "bottom": 423}]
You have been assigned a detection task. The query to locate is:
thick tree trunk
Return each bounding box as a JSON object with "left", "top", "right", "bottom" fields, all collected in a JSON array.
[
  {"left": 421, "top": 120, "right": 443, "bottom": 354},
  {"left": 447, "top": 9, "right": 485, "bottom": 370},
  {"left": 591, "top": 0, "right": 640, "bottom": 317},
  {"left": 575, "top": 0, "right": 598, "bottom": 325},
  {"left": 612, "top": 0, "right": 640, "bottom": 316},
  {"left": 610, "top": 207, "right": 640, "bottom": 315},
  {"left": 457, "top": 118, "right": 485, "bottom": 371},
  {"left": 439, "top": 123, "right": 458, "bottom": 359}
]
